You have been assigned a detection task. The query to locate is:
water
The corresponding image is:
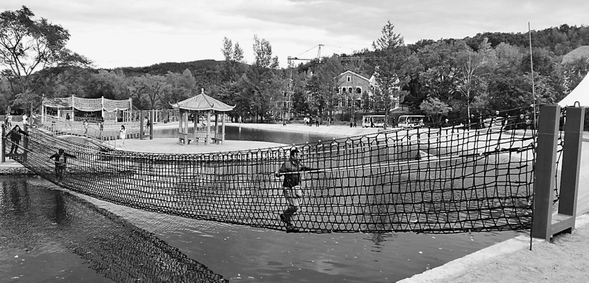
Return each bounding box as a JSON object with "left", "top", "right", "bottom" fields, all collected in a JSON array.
[
  {"left": 0, "top": 127, "right": 520, "bottom": 282},
  {"left": 155, "top": 125, "right": 329, "bottom": 144}
]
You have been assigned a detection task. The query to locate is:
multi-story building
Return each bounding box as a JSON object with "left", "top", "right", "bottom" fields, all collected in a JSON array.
[{"left": 335, "top": 70, "right": 400, "bottom": 114}]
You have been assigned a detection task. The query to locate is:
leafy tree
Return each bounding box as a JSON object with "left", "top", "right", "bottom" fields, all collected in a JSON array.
[
  {"left": 241, "top": 35, "right": 279, "bottom": 122},
  {"left": 0, "top": 6, "right": 90, "bottom": 101},
  {"left": 419, "top": 97, "right": 452, "bottom": 123},
  {"left": 372, "top": 21, "right": 407, "bottom": 125},
  {"left": 416, "top": 41, "right": 465, "bottom": 108},
  {"left": 309, "top": 56, "right": 343, "bottom": 120},
  {"left": 456, "top": 38, "right": 496, "bottom": 124},
  {"left": 372, "top": 20, "right": 404, "bottom": 51},
  {"left": 164, "top": 69, "right": 196, "bottom": 105},
  {"left": 84, "top": 70, "right": 129, "bottom": 99},
  {"left": 128, "top": 74, "right": 170, "bottom": 109}
]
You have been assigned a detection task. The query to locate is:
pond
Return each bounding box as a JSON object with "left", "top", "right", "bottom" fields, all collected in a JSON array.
[{"left": 0, "top": 126, "right": 520, "bottom": 282}]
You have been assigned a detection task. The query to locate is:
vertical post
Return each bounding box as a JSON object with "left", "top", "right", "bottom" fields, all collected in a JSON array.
[
  {"left": 149, "top": 110, "right": 154, "bottom": 140},
  {"left": 214, "top": 112, "right": 219, "bottom": 143},
  {"left": 101, "top": 96, "right": 105, "bottom": 122},
  {"left": 1, "top": 124, "right": 5, "bottom": 163},
  {"left": 206, "top": 111, "right": 211, "bottom": 145},
  {"left": 71, "top": 95, "right": 75, "bottom": 121},
  {"left": 41, "top": 95, "right": 45, "bottom": 125},
  {"left": 531, "top": 105, "right": 560, "bottom": 241},
  {"left": 222, "top": 113, "right": 226, "bottom": 143},
  {"left": 139, "top": 110, "right": 144, "bottom": 140},
  {"left": 558, "top": 107, "right": 585, "bottom": 219},
  {"left": 22, "top": 124, "right": 28, "bottom": 163},
  {"left": 128, "top": 98, "right": 133, "bottom": 123}
]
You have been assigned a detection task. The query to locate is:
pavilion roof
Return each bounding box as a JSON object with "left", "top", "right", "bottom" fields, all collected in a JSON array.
[{"left": 170, "top": 89, "right": 235, "bottom": 112}]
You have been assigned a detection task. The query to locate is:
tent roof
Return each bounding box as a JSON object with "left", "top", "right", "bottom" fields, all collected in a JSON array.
[
  {"left": 558, "top": 74, "right": 589, "bottom": 107},
  {"left": 170, "top": 90, "right": 235, "bottom": 112}
]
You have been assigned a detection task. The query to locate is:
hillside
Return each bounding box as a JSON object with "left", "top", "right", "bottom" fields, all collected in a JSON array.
[{"left": 116, "top": 59, "right": 222, "bottom": 76}]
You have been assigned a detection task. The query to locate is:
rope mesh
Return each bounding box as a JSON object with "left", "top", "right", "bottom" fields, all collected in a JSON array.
[{"left": 3, "top": 115, "right": 538, "bottom": 233}]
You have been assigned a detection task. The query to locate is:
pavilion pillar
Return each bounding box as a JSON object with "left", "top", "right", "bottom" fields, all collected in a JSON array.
[
  {"left": 192, "top": 111, "right": 197, "bottom": 143},
  {"left": 206, "top": 111, "right": 211, "bottom": 145},
  {"left": 221, "top": 113, "right": 226, "bottom": 143},
  {"left": 128, "top": 98, "right": 133, "bottom": 123},
  {"left": 214, "top": 113, "right": 219, "bottom": 143}
]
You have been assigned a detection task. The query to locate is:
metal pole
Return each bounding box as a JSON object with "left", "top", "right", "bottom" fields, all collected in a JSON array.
[{"left": 528, "top": 22, "right": 537, "bottom": 128}]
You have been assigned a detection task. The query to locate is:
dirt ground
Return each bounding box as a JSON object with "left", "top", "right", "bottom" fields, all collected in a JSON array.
[
  {"left": 458, "top": 224, "right": 589, "bottom": 283},
  {"left": 402, "top": 215, "right": 589, "bottom": 283}
]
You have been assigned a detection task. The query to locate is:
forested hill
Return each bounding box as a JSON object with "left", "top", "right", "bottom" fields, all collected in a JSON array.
[
  {"left": 113, "top": 24, "right": 589, "bottom": 76},
  {"left": 462, "top": 24, "right": 589, "bottom": 55},
  {"left": 117, "top": 59, "right": 222, "bottom": 76}
]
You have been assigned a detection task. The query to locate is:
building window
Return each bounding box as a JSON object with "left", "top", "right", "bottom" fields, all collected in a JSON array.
[
  {"left": 347, "top": 76, "right": 351, "bottom": 82},
  {"left": 348, "top": 87, "right": 353, "bottom": 93},
  {"left": 356, "top": 87, "right": 362, "bottom": 94}
]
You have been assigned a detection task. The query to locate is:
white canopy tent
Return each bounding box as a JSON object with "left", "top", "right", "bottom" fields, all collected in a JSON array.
[{"left": 559, "top": 74, "right": 589, "bottom": 107}]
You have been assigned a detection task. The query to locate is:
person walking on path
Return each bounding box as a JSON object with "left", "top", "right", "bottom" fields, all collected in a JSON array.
[
  {"left": 275, "top": 147, "right": 315, "bottom": 232},
  {"left": 83, "top": 119, "right": 89, "bottom": 136},
  {"left": 119, "top": 125, "right": 127, "bottom": 147},
  {"left": 5, "top": 125, "right": 28, "bottom": 156},
  {"left": 98, "top": 118, "right": 104, "bottom": 140},
  {"left": 49, "top": 148, "right": 76, "bottom": 181}
]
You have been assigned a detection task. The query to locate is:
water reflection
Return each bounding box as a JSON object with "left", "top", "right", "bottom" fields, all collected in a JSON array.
[
  {"left": 154, "top": 125, "right": 329, "bottom": 144},
  {"left": 0, "top": 177, "right": 227, "bottom": 283}
]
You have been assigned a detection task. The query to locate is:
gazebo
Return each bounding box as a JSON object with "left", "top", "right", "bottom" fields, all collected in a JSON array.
[{"left": 170, "top": 89, "right": 235, "bottom": 145}]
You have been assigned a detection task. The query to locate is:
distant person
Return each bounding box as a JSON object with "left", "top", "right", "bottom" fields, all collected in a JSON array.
[
  {"left": 98, "top": 118, "right": 104, "bottom": 139},
  {"left": 22, "top": 113, "right": 29, "bottom": 127},
  {"left": 6, "top": 124, "right": 28, "bottom": 156},
  {"left": 66, "top": 113, "right": 70, "bottom": 121},
  {"left": 49, "top": 148, "right": 76, "bottom": 181},
  {"left": 4, "top": 113, "right": 12, "bottom": 129},
  {"left": 275, "top": 148, "right": 316, "bottom": 232},
  {"left": 119, "top": 125, "right": 127, "bottom": 147},
  {"left": 83, "top": 119, "right": 89, "bottom": 136}
]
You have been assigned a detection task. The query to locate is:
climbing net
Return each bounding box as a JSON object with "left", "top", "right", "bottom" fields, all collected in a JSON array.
[{"left": 3, "top": 114, "right": 539, "bottom": 234}]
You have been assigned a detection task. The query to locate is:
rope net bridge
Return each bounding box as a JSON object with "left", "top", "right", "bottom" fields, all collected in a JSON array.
[{"left": 3, "top": 115, "right": 542, "bottom": 234}]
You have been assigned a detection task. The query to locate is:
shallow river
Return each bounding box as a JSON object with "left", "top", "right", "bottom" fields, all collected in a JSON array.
[{"left": 0, "top": 126, "right": 519, "bottom": 282}]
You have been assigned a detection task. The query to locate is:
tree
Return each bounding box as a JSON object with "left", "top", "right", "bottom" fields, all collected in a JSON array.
[
  {"left": 456, "top": 38, "right": 496, "bottom": 126},
  {"left": 372, "top": 20, "right": 404, "bottom": 51},
  {"left": 129, "top": 74, "right": 170, "bottom": 109},
  {"left": 372, "top": 21, "right": 406, "bottom": 126},
  {"left": 241, "top": 35, "right": 280, "bottom": 121},
  {"left": 419, "top": 97, "right": 452, "bottom": 124},
  {"left": 0, "top": 6, "right": 90, "bottom": 100}
]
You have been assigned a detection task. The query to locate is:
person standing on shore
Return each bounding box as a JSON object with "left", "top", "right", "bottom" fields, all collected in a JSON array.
[
  {"left": 83, "top": 119, "right": 89, "bottom": 136},
  {"left": 275, "top": 147, "right": 315, "bottom": 232},
  {"left": 119, "top": 125, "right": 126, "bottom": 147},
  {"left": 5, "top": 125, "right": 28, "bottom": 155}
]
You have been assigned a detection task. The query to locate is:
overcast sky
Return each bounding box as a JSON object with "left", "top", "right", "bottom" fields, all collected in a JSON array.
[{"left": 3, "top": 0, "right": 589, "bottom": 69}]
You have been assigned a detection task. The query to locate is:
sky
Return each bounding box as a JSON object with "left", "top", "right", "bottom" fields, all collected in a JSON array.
[{"left": 3, "top": 0, "right": 589, "bottom": 69}]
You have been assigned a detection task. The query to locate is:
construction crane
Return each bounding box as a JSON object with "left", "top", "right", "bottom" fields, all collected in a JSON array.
[{"left": 287, "top": 44, "right": 323, "bottom": 68}]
